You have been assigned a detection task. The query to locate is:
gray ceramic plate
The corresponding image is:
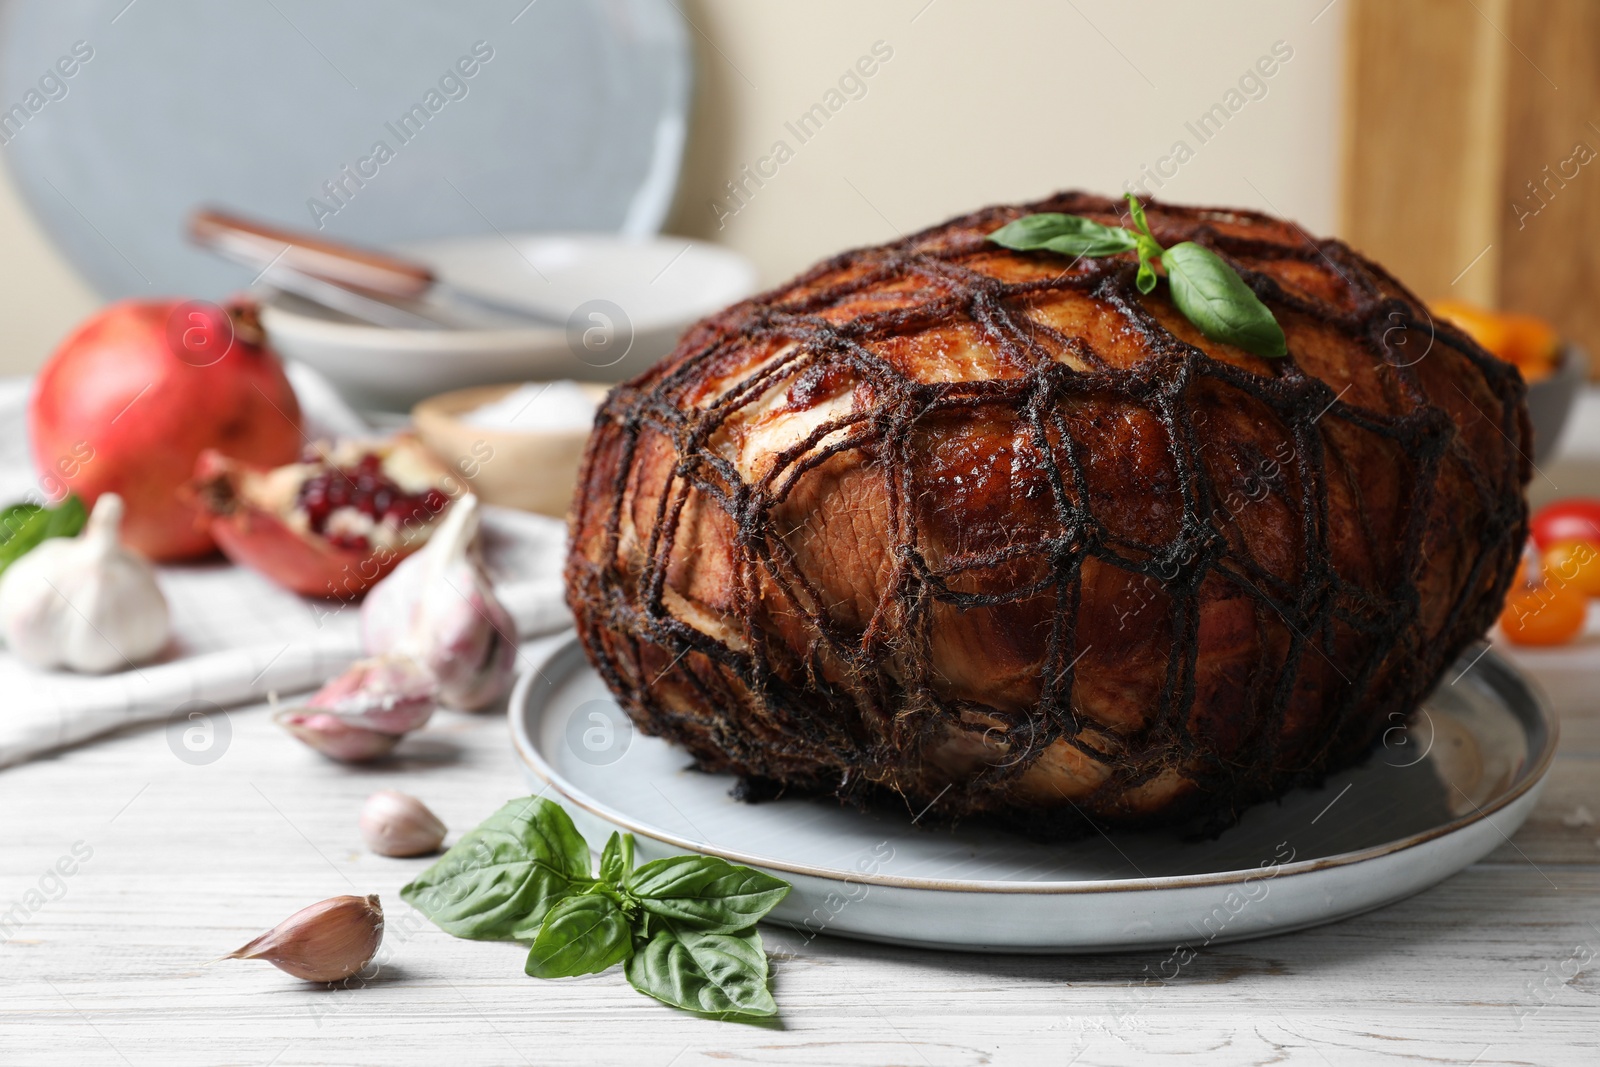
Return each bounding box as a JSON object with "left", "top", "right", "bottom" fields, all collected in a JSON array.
[
  {"left": 511, "top": 638, "right": 1556, "bottom": 953},
  {"left": 0, "top": 0, "right": 688, "bottom": 297}
]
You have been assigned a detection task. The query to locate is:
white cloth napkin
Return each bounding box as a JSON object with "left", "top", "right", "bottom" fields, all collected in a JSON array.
[{"left": 0, "top": 367, "right": 573, "bottom": 768}]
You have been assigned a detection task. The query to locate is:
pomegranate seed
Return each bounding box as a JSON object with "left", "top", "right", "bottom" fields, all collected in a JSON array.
[{"left": 294, "top": 452, "right": 441, "bottom": 541}]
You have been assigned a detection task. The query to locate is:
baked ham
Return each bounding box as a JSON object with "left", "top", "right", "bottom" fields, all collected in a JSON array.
[{"left": 565, "top": 191, "right": 1529, "bottom": 835}]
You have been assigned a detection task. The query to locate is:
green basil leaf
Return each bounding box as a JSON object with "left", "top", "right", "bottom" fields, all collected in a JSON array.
[
  {"left": 524, "top": 892, "right": 632, "bottom": 979},
  {"left": 43, "top": 495, "right": 88, "bottom": 539},
  {"left": 1162, "top": 241, "right": 1288, "bottom": 358},
  {"left": 1124, "top": 193, "right": 1154, "bottom": 240},
  {"left": 1135, "top": 245, "right": 1160, "bottom": 295},
  {"left": 625, "top": 922, "right": 777, "bottom": 1017},
  {"left": 1124, "top": 194, "right": 1164, "bottom": 294},
  {"left": 987, "top": 213, "right": 1139, "bottom": 258},
  {"left": 0, "top": 502, "right": 42, "bottom": 545},
  {"left": 401, "top": 797, "right": 592, "bottom": 941},
  {"left": 0, "top": 495, "right": 87, "bottom": 575},
  {"left": 599, "top": 832, "right": 634, "bottom": 885},
  {"left": 0, "top": 506, "right": 46, "bottom": 569},
  {"left": 628, "top": 855, "right": 791, "bottom": 934}
]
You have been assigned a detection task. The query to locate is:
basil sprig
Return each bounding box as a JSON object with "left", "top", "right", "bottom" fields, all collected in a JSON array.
[
  {"left": 988, "top": 194, "right": 1288, "bottom": 358},
  {"left": 0, "top": 495, "right": 87, "bottom": 576},
  {"left": 402, "top": 797, "right": 791, "bottom": 1019}
]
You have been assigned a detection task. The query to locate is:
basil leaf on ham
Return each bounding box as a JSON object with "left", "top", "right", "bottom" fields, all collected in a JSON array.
[
  {"left": 987, "top": 212, "right": 1141, "bottom": 258},
  {"left": 1162, "top": 241, "right": 1288, "bottom": 358},
  {"left": 986, "top": 196, "right": 1289, "bottom": 358}
]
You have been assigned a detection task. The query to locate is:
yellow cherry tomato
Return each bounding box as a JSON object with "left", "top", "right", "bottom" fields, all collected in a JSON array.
[
  {"left": 1500, "top": 582, "right": 1587, "bottom": 646},
  {"left": 1432, "top": 300, "right": 1512, "bottom": 357},
  {"left": 1499, "top": 312, "right": 1561, "bottom": 377},
  {"left": 1542, "top": 540, "right": 1600, "bottom": 597},
  {"left": 1431, "top": 300, "right": 1561, "bottom": 382}
]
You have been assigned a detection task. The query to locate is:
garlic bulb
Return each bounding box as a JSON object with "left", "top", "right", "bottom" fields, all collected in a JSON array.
[
  {"left": 360, "top": 790, "right": 446, "bottom": 856},
  {"left": 0, "top": 493, "right": 169, "bottom": 673},
  {"left": 224, "top": 894, "right": 384, "bottom": 983},
  {"left": 362, "top": 495, "right": 516, "bottom": 711}
]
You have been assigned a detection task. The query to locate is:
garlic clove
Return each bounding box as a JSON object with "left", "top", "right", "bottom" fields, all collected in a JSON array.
[
  {"left": 225, "top": 893, "right": 384, "bottom": 983},
  {"left": 359, "top": 790, "right": 447, "bottom": 857},
  {"left": 304, "top": 653, "right": 438, "bottom": 735},
  {"left": 274, "top": 708, "right": 404, "bottom": 763},
  {"left": 362, "top": 494, "right": 517, "bottom": 711},
  {"left": 0, "top": 492, "right": 170, "bottom": 674},
  {"left": 275, "top": 654, "right": 438, "bottom": 762}
]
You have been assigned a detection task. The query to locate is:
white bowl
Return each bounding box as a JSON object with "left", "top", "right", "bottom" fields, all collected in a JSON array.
[{"left": 259, "top": 233, "right": 758, "bottom": 410}]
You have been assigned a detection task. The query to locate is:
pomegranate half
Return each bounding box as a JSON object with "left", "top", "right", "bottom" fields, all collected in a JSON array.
[
  {"left": 28, "top": 298, "right": 303, "bottom": 561},
  {"left": 192, "top": 435, "right": 454, "bottom": 598}
]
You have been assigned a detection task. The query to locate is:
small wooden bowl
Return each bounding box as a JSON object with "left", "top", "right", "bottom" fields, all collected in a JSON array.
[{"left": 412, "top": 382, "right": 608, "bottom": 518}]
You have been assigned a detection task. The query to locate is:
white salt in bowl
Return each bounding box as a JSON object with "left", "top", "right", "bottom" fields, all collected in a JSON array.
[{"left": 412, "top": 381, "right": 608, "bottom": 518}]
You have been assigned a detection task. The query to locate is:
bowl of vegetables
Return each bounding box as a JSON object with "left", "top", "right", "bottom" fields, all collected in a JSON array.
[{"left": 1433, "top": 301, "right": 1585, "bottom": 462}]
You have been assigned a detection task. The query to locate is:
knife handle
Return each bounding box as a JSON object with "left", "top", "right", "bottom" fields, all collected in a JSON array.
[{"left": 188, "top": 207, "right": 435, "bottom": 299}]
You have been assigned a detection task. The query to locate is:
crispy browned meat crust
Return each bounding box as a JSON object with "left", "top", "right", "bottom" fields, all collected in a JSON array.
[{"left": 565, "top": 191, "right": 1530, "bottom": 836}]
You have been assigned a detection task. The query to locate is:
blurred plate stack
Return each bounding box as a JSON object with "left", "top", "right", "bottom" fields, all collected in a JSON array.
[{"left": 0, "top": 0, "right": 691, "bottom": 298}]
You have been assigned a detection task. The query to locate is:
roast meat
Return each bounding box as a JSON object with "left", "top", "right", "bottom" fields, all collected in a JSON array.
[{"left": 565, "top": 191, "right": 1530, "bottom": 835}]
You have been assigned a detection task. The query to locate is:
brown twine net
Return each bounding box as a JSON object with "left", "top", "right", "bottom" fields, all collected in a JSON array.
[{"left": 565, "top": 192, "right": 1530, "bottom": 837}]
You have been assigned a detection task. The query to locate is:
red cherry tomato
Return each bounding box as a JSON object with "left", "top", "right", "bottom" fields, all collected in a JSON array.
[{"left": 1530, "top": 499, "right": 1600, "bottom": 551}]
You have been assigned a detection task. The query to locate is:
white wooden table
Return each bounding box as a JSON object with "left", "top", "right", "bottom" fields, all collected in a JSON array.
[{"left": 8, "top": 406, "right": 1600, "bottom": 1066}]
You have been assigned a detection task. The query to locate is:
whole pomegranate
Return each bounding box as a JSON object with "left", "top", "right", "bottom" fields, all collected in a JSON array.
[{"left": 28, "top": 299, "right": 303, "bottom": 561}]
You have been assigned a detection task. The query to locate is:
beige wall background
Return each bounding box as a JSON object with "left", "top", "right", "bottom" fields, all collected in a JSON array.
[{"left": 0, "top": 0, "right": 1345, "bottom": 376}]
